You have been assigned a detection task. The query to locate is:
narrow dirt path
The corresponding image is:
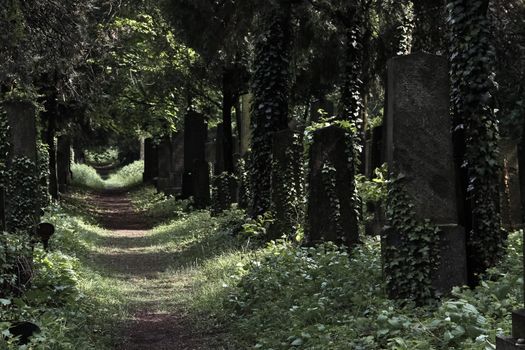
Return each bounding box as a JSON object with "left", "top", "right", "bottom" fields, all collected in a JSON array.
[{"left": 86, "top": 190, "right": 218, "bottom": 350}]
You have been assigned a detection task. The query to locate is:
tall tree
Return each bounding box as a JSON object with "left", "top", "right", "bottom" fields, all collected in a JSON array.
[
  {"left": 447, "top": 0, "right": 504, "bottom": 285},
  {"left": 250, "top": 0, "right": 293, "bottom": 216}
]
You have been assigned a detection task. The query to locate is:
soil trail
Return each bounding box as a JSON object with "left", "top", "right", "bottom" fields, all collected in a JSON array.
[{"left": 87, "top": 190, "right": 218, "bottom": 350}]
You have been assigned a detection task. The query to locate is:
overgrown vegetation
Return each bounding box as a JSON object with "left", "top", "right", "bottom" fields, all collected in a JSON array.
[{"left": 71, "top": 161, "right": 144, "bottom": 190}]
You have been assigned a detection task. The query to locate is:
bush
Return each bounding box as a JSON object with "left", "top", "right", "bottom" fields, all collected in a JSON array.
[
  {"left": 223, "top": 232, "right": 523, "bottom": 349},
  {"left": 71, "top": 163, "right": 105, "bottom": 190},
  {"left": 104, "top": 160, "right": 144, "bottom": 189}
]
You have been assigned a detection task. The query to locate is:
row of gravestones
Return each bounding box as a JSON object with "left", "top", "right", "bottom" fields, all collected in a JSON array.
[
  {"left": 143, "top": 102, "right": 252, "bottom": 209},
  {"left": 139, "top": 53, "right": 524, "bottom": 345}
]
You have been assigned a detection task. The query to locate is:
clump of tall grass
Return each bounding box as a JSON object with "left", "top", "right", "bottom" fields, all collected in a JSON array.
[
  {"left": 71, "top": 163, "right": 106, "bottom": 190},
  {"left": 105, "top": 161, "right": 144, "bottom": 189},
  {"left": 72, "top": 161, "right": 144, "bottom": 190}
]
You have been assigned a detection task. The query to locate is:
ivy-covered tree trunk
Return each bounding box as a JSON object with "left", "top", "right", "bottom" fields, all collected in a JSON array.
[
  {"left": 447, "top": 0, "right": 504, "bottom": 286},
  {"left": 250, "top": 0, "right": 292, "bottom": 216},
  {"left": 336, "top": 6, "right": 363, "bottom": 240}
]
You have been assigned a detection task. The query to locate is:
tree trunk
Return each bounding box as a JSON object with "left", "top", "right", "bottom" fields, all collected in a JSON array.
[
  {"left": 43, "top": 96, "right": 58, "bottom": 200},
  {"left": 222, "top": 68, "right": 235, "bottom": 174}
]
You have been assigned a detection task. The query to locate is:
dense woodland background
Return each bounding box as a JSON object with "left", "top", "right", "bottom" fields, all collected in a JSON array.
[{"left": 0, "top": 0, "right": 525, "bottom": 349}]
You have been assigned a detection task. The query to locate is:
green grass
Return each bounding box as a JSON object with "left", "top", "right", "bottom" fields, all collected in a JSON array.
[{"left": 71, "top": 161, "right": 144, "bottom": 191}]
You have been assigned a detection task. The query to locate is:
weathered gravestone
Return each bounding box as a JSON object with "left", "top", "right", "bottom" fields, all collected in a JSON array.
[
  {"left": 192, "top": 159, "right": 211, "bottom": 208},
  {"left": 170, "top": 131, "right": 184, "bottom": 191},
  {"left": 143, "top": 138, "right": 158, "bottom": 184},
  {"left": 368, "top": 125, "right": 383, "bottom": 178},
  {"left": 4, "top": 101, "right": 40, "bottom": 232},
  {"left": 56, "top": 135, "right": 72, "bottom": 193},
  {"left": 211, "top": 123, "right": 239, "bottom": 213},
  {"left": 382, "top": 53, "right": 467, "bottom": 298},
  {"left": 156, "top": 136, "right": 175, "bottom": 193},
  {"left": 499, "top": 139, "right": 522, "bottom": 230},
  {"left": 270, "top": 129, "right": 303, "bottom": 239},
  {"left": 306, "top": 125, "right": 359, "bottom": 248},
  {"left": 182, "top": 111, "right": 208, "bottom": 200}
]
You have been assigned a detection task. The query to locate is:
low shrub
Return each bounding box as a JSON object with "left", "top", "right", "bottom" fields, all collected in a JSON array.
[{"left": 222, "top": 232, "right": 523, "bottom": 349}]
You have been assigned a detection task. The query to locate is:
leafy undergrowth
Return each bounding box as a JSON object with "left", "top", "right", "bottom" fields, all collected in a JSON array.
[
  {"left": 126, "top": 187, "right": 524, "bottom": 349},
  {"left": 0, "top": 204, "right": 125, "bottom": 349},
  {"left": 71, "top": 161, "right": 144, "bottom": 190},
  {"left": 129, "top": 186, "right": 192, "bottom": 220},
  {"left": 211, "top": 234, "right": 522, "bottom": 350},
  {"left": 1, "top": 185, "right": 520, "bottom": 349}
]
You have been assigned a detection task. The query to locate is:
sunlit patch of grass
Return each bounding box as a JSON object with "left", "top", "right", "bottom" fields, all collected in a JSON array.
[{"left": 71, "top": 161, "right": 144, "bottom": 191}]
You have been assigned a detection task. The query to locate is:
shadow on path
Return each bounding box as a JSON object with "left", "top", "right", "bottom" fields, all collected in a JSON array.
[{"left": 85, "top": 189, "right": 227, "bottom": 350}]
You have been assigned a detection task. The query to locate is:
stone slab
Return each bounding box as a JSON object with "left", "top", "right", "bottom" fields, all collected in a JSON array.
[
  {"left": 307, "top": 125, "right": 359, "bottom": 247},
  {"left": 385, "top": 53, "right": 457, "bottom": 225},
  {"left": 513, "top": 309, "right": 525, "bottom": 339},
  {"left": 496, "top": 336, "right": 525, "bottom": 349}
]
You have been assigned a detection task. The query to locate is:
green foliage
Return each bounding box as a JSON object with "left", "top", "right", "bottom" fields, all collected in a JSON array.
[
  {"left": 240, "top": 212, "right": 275, "bottom": 240},
  {"left": 130, "top": 186, "right": 191, "bottom": 219},
  {"left": 84, "top": 147, "right": 119, "bottom": 166},
  {"left": 447, "top": 0, "right": 505, "bottom": 279},
  {"left": 71, "top": 161, "right": 144, "bottom": 190},
  {"left": 71, "top": 164, "right": 105, "bottom": 190},
  {"left": 0, "top": 202, "right": 120, "bottom": 349},
  {"left": 104, "top": 160, "right": 144, "bottom": 189},
  {"left": 269, "top": 132, "right": 304, "bottom": 240},
  {"left": 5, "top": 156, "right": 39, "bottom": 233},
  {"left": 250, "top": 1, "right": 291, "bottom": 216},
  {"left": 383, "top": 176, "right": 440, "bottom": 304},
  {"left": 356, "top": 165, "right": 387, "bottom": 227},
  {"left": 212, "top": 172, "right": 237, "bottom": 215},
  {"left": 221, "top": 231, "right": 523, "bottom": 349},
  {"left": 37, "top": 141, "right": 51, "bottom": 208}
]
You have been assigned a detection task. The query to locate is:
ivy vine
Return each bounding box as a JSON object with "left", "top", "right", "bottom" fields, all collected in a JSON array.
[
  {"left": 383, "top": 176, "right": 440, "bottom": 304},
  {"left": 269, "top": 132, "right": 303, "bottom": 240},
  {"left": 250, "top": 0, "right": 291, "bottom": 216},
  {"left": 447, "top": 0, "right": 505, "bottom": 282}
]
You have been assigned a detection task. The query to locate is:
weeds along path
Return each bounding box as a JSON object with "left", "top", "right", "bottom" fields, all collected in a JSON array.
[{"left": 85, "top": 189, "right": 224, "bottom": 350}]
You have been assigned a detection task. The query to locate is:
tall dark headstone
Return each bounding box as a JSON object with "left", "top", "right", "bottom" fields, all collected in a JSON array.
[
  {"left": 182, "top": 111, "right": 207, "bottom": 199},
  {"left": 306, "top": 125, "right": 359, "bottom": 247},
  {"left": 171, "top": 131, "right": 184, "bottom": 190},
  {"left": 193, "top": 159, "right": 210, "bottom": 208},
  {"left": 143, "top": 138, "right": 158, "bottom": 183},
  {"left": 56, "top": 135, "right": 72, "bottom": 193},
  {"left": 156, "top": 136, "right": 173, "bottom": 193},
  {"left": 4, "top": 101, "right": 39, "bottom": 232},
  {"left": 383, "top": 53, "right": 467, "bottom": 296}
]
